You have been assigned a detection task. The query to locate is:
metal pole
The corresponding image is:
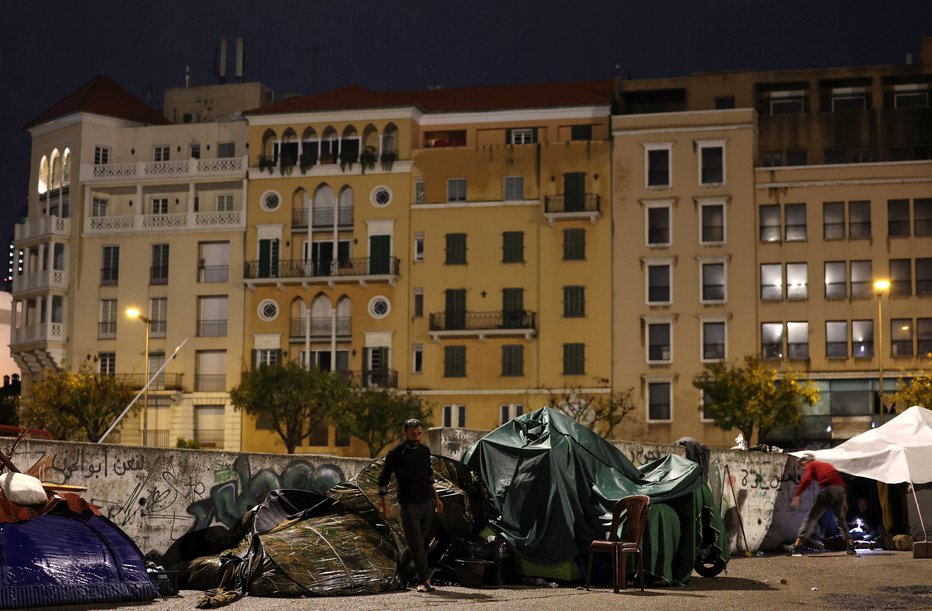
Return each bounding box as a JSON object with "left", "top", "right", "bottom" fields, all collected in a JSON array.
[
  {"left": 143, "top": 319, "right": 150, "bottom": 445},
  {"left": 878, "top": 293, "right": 884, "bottom": 425}
]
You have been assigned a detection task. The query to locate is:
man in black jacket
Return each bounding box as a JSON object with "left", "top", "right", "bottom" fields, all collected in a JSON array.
[{"left": 378, "top": 418, "right": 444, "bottom": 592}]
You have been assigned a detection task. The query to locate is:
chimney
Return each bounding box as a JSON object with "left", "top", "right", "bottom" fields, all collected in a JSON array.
[
  {"left": 218, "top": 38, "right": 228, "bottom": 82},
  {"left": 235, "top": 37, "right": 245, "bottom": 82}
]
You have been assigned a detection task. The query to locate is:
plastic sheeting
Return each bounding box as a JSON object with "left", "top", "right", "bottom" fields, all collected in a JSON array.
[{"left": 462, "top": 407, "right": 729, "bottom": 585}]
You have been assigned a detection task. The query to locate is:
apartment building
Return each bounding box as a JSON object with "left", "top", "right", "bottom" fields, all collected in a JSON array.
[
  {"left": 612, "top": 39, "right": 932, "bottom": 446},
  {"left": 11, "top": 75, "right": 271, "bottom": 449},
  {"left": 239, "top": 82, "right": 614, "bottom": 455}
]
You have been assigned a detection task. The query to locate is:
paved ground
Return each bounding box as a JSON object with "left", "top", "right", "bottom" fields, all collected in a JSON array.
[{"left": 27, "top": 549, "right": 932, "bottom": 610}]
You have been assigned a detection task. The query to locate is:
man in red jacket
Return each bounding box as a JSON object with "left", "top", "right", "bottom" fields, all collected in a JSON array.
[{"left": 791, "top": 453, "right": 856, "bottom": 554}]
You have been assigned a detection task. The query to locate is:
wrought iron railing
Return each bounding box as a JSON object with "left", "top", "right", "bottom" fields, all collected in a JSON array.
[
  {"left": 195, "top": 374, "right": 227, "bottom": 392},
  {"left": 543, "top": 194, "right": 600, "bottom": 214},
  {"left": 289, "top": 316, "right": 351, "bottom": 337},
  {"left": 111, "top": 373, "right": 184, "bottom": 391},
  {"left": 244, "top": 257, "right": 400, "bottom": 280},
  {"left": 428, "top": 310, "right": 536, "bottom": 332},
  {"left": 197, "top": 319, "right": 228, "bottom": 337}
]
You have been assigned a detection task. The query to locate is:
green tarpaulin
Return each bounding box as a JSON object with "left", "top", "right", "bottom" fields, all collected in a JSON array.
[{"left": 462, "top": 407, "right": 729, "bottom": 585}]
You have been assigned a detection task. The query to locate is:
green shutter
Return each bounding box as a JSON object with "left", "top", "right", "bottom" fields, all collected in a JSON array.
[{"left": 502, "top": 232, "right": 524, "bottom": 263}]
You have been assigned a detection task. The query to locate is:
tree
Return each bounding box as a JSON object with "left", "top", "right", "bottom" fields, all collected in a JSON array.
[
  {"left": 328, "top": 387, "right": 434, "bottom": 458},
  {"left": 230, "top": 361, "right": 349, "bottom": 454},
  {"left": 22, "top": 361, "right": 136, "bottom": 441},
  {"left": 693, "top": 355, "right": 819, "bottom": 445},
  {"left": 893, "top": 363, "right": 932, "bottom": 411},
  {"left": 542, "top": 377, "right": 637, "bottom": 439}
]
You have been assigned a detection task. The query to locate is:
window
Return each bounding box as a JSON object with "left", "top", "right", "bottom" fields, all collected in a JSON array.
[
  {"left": 645, "top": 144, "right": 671, "bottom": 187},
  {"left": 890, "top": 259, "right": 912, "bottom": 296},
  {"left": 824, "top": 261, "right": 847, "bottom": 299},
  {"left": 502, "top": 232, "right": 524, "bottom": 263},
  {"left": 647, "top": 322, "right": 672, "bottom": 363},
  {"left": 196, "top": 350, "right": 227, "bottom": 391},
  {"left": 500, "top": 404, "right": 525, "bottom": 424},
  {"left": 503, "top": 176, "right": 524, "bottom": 201},
  {"left": 823, "top": 202, "right": 845, "bottom": 239},
  {"left": 888, "top": 199, "right": 910, "bottom": 237},
  {"left": 563, "top": 286, "right": 586, "bottom": 317},
  {"left": 92, "top": 197, "right": 108, "bottom": 217},
  {"left": 151, "top": 244, "right": 169, "bottom": 284},
  {"left": 415, "top": 178, "right": 425, "bottom": 204},
  {"left": 197, "top": 296, "right": 228, "bottom": 337},
  {"left": 646, "top": 205, "right": 671, "bottom": 246},
  {"left": 368, "top": 296, "right": 391, "bottom": 319},
  {"left": 254, "top": 349, "right": 280, "bottom": 368},
  {"left": 502, "top": 288, "right": 525, "bottom": 328},
  {"left": 443, "top": 405, "right": 466, "bottom": 428},
  {"left": 699, "top": 143, "right": 724, "bottom": 184},
  {"left": 917, "top": 259, "right": 932, "bottom": 296},
  {"left": 824, "top": 149, "right": 847, "bottom": 164},
  {"left": 647, "top": 381, "right": 672, "bottom": 421},
  {"left": 891, "top": 319, "right": 914, "bottom": 357},
  {"left": 850, "top": 261, "right": 873, "bottom": 299},
  {"left": 445, "top": 233, "right": 467, "bottom": 265},
  {"left": 846, "top": 201, "right": 871, "bottom": 239},
  {"left": 832, "top": 88, "right": 868, "bottom": 112},
  {"left": 701, "top": 262, "right": 726, "bottom": 302},
  {"left": 786, "top": 150, "right": 808, "bottom": 166},
  {"left": 444, "top": 345, "right": 466, "bottom": 377},
  {"left": 412, "top": 343, "right": 423, "bottom": 374},
  {"left": 98, "top": 352, "right": 116, "bottom": 375},
  {"left": 510, "top": 128, "right": 537, "bottom": 144},
  {"left": 760, "top": 264, "right": 783, "bottom": 301},
  {"left": 787, "top": 322, "right": 809, "bottom": 359},
  {"left": 154, "top": 145, "right": 170, "bottom": 162},
  {"left": 257, "top": 299, "right": 278, "bottom": 321},
  {"left": 852, "top": 320, "right": 874, "bottom": 358},
  {"left": 447, "top": 178, "right": 467, "bottom": 202},
  {"left": 501, "top": 345, "right": 524, "bottom": 376},
  {"left": 647, "top": 263, "right": 671, "bottom": 304},
  {"left": 571, "top": 125, "right": 592, "bottom": 140},
  {"left": 563, "top": 228, "right": 586, "bottom": 260},
  {"left": 414, "top": 232, "right": 425, "bottom": 262},
  {"left": 761, "top": 323, "right": 784, "bottom": 359},
  {"left": 761, "top": 151, "right": 782, "bottom": 167},
  {"left": 702, "top": 321, "right": 726, "bottom": 361},
  {"left": 217, "top": 142, "right": 236, "bottom": 158},
  {"left": 893, "top": 88, "right": 930, "bottom": 109},
  {"left": 920, "top": 319, "right": 932, "bottom": 356},
  {"left": 371, "top": 186, "right": 392, "bottom": 207},
  {"left": 199, "top": 241, "right": 230, "bottom": 283},
  {"left": 413, "top": 288, "right": 424, "bottom": 318},
  {"left": 715, "top": 96, "right": 735, "bottom": 109},
  {"left": 261, "top": 191, "right": 281, "bottom": 212},
  {"left": 759, "top": 205, "right": 781, "bottom": 242},
  {"left": 190, "top": 144, "right": 201, "bottom": 159},
  {"left": 768, "top": 91, "right": 806, "bottom": 115},
  {"left": 562, "top": 343, "right": 585, "bottom": 375},
  {"left": 149, "top": 298, "right": 167, "bottom": 338},
  {"left": 700, "top": 203, "right": 725, "bottom": 244},
  {"left": 916, "top": 199, "right": 932, "bottom": 237},
  {"left": 784, "top": 203, "right": 807, "bottom": 241},
  {"left": 151, "top": 197, "right": 169, "bottom": 215},
  {"left": 826, "top": 321, "right": 848, "bottom": 358},
  {"left": 101, "top": 245, "right": 119, "bottom": 285},
  {"left": 94, "top": 146, "right": 110, "bottom": 165},
  {"left": 99, "top": 299, "right": 117, "bottom": 340},
  {"left": 216, "top": 194, "right": 234, "bottom": 212},
  {"left": 782, "top": 262, "right": 806, "bottom": 300}
]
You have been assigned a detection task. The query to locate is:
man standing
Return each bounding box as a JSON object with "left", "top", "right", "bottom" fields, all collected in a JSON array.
[
  {"left": 378, "top": 418, "right": 444, "bottom": 592},
  {"left": 791, "top": 453, "right": 855, "bottom": 554}
]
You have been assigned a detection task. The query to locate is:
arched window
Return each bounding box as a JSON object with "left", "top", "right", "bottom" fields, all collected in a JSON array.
[
  {"left": 38, "top": 155, "right": 49, "bottom": 194},
  {"left": 280, "top": 128, "right": 298, "bottom": 167},
  {"left": 301, "top": 127, "right": 319, "bottom": 167},
  {"left": 261, "top": 129, "right": 277, "bottom": 160},
  {"left": 312, "top": 185, "right": 335, "bottom": 226},
  {"left": 383, "top": 123, "right": 399, "bottom": 153},
  {"left": 311, "top": 294, "right": 334, "bottom": 336},
  {"left": 362, "top": 124, "right": 379, "bottom": 151},
  {"left": 321, "top": 126, "right": 338, "bottom": 162},
  {"left": 340, "top": 125, "right": 360, "bottom": 166},
  {"left": 62, "top": 148, "right": 72, "bottom": 187},
  {"left": 292, "top": 188, "right": 309, "bottom": 226},
  {"left": 49, "top": 149, "right": 62, "bottom": 191},
  {"left": 338, "top": 186, "right": 354, "bottom": 226}
]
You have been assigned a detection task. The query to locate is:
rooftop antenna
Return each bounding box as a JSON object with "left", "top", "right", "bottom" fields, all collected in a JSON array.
[
  {"left": 218, "top": 38, "right": 228, "bottom": 83},
  {"left": 235, "top": 36, "right": 245, "bottom": 82}
]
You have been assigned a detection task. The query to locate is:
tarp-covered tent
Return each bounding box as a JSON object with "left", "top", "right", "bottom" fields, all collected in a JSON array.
[
  {"left": 462, "top": 407, "right": 729, "bottom": 585},
  {"left": 790, "top": 405, "right": 932, "bottom": 540}
]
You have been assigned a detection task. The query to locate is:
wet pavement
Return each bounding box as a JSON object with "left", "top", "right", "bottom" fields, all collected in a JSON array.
[{"left": 26, "top": 549, "right": 932, "bottom": 610}]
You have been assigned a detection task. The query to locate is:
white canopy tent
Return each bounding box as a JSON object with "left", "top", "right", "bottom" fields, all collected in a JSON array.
[{"left": 790, "top": 405, "right": 932, "bottom": 541}]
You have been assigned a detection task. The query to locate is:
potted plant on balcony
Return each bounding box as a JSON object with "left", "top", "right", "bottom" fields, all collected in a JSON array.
[
  {"left": 339, "top": 148, "right": 358, "bottom": 172},
  {"left": 258, "top": 155, "right": 275, "bottom": 175},
  {"left": 380, "top": 149, "right": 397, "bottom": 171},
  {"left": 359, "top": 145, "right": 378, "bottom": 174},
  {"left": 279, "top": 154, "right": 296, "bottom": 175},
  {"left": 299, "top": 150, "right": 318, "bottom": 174}
]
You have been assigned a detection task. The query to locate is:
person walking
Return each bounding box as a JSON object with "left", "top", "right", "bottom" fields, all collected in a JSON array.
[
  {"left": 378, "top": 418, "right": 444, "bottom": 592},
  {"left": 791, "top": 453, "right": 856, "bottom": 555}
]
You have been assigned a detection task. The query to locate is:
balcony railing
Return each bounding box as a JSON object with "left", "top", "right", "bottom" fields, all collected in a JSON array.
[
  {"left": 150, "top": 266, "right": 169, "bottom": 285},
  {"left": 12, "top": 268, "right": 68, "bottom": 294},
  {"left": 291, "top": 206, "right": 354, "bottom": 228},
  {"left": 149, "top": 320, "right": 167, "bottom": 338},
  {"left": 543, "top": 194, "right": 601, "bottom": 222},
  {"left": 199, "top": 265, "right": 230, "bottom": 283},
  {"left": 195, "top": 374, "right": 227, "bottom": 392},
  {"left": 147, "top": 429, "right": 172, "bottom": 448},
  {"left": 85, "top": 210, "right": 244, "bottom": 234},
  {"left": 289, "top": 316, "right": 352, "bottom": 338},
  {"left": 111, "top": 373, "right": 184, "bottom": 391},
  {"left": 346, "top": 369, "right": 398, "bottom": 389},
  {"left": 194, "top": 429, "right": 225, "bottom": 448},
  {"left": 197, "top": 319, "right": 228, "bottom": 337},
  {"left": 14, "top": 216, "right": 71, "bottom": 242},
  {"left": 244, "top": 257, "right": 400, "bottom": 282},
  {"left": 428, "top": 309, "right": 537, "bottom": 338},
  {"left": 81, "top": 156, "right": 246, "bottom": 183},
  {"left": 11, "top": 322, "right": 65, "bottom": 345},
  {"left": 98, "top": 321, "right": 116, "bottom": 339}
]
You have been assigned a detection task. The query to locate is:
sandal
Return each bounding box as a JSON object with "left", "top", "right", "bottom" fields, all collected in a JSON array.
[{"left": 416, "top": 583, "right": 434, "bottom": 593}]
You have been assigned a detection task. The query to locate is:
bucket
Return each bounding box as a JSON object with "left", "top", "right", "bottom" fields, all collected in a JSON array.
[{"left": 456, "top": 559, "right": 493, "bottom": 587}]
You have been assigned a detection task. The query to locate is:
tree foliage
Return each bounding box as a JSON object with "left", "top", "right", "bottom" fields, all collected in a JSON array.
[
  {"left": 542, "top": 378, "right": 637, "bottom": 439},
  {"left": 22, "top": 361, "right": 136, "bottom": 442},
  {"left": 893, "top": 362, "right": 932, "bottom": 411},
  {"left": 328, "top": 387, "right": 434, "bottom": 458},
  {"left": 693, "top": 355, "right": 819, "bottom": 445},
  {"left": 230, "top": 361, "right": 349, "bottom": 454}
]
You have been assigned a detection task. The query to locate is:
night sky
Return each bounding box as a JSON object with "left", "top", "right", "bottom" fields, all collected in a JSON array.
[{"left": 2, "top": 1, "right": 930, "bottom": 244}]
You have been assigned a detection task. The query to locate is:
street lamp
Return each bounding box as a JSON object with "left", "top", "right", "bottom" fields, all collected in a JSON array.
[
  {"left": 127, "top": 307, "right": 151, "bottom": 445},
  {"left": 873, "top": 279, "right": 890, "bottom": 425}
]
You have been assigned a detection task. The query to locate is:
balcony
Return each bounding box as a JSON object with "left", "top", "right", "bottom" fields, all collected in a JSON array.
[
  {"left": 111, "top": 373, "right": 184, "bottom": 392},
  {"left": 11, "top": 322, "right": 65, "bottom": 346},
  {"left": 85, "top": 210, "right": 244, "bottom": 235},
  {"left": 80, "top": 156, "right": 246, "bottom": 184},
  {"left": 197, "top": 319, "right": 228, "bottom": 337},
  {"left": 14, "top": 216, "right": 71, "bottom": 242},
  {"left": 346, "top": 369, "right": 398, "bottom": 388},
  {"left": 289, "top": 316, "right": 351, "bottom": 339},
  {"left": 244, "top": 257, "right": 400, "bottom": 288},
  {"left": 194, "top": 374, "right": 227, "bottom": 392},
  {"left": 12, "top": 268, "right": 68, "bottom": 295},
  {"left": 428, "top": 309, "right": 537, "bottom": 340},
  {"left": 291, "top": 206, "right": 354, "bottom": 229},
  {"left": 194, "top": 429, "right": 225, "bottom": 449},
  {"left": 199, "top": 265, "right": 230, "bottom": 283},
  {"left": 543, "top": 194, "right": 600, "bottom": 225}
]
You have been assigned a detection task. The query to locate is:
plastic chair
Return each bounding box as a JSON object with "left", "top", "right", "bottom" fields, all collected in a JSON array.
[{"left": 585, "top": 494, "right": 651, "bottom": 592}]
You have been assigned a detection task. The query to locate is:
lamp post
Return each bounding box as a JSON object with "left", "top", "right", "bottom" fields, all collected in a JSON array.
[
  {"left": 873, "top": 279, "right": 890, "bottom": 425},
  {"left": 127, "top": 307, "right": 151, "bottom": 445}
]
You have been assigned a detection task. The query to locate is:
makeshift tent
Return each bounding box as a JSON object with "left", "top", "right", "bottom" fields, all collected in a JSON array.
[
  {"left": 789, "top": 405, "right": 932, "bottom": 540},
  {"left": 462, "top": 407, "right": 729, "bottom": 585}
]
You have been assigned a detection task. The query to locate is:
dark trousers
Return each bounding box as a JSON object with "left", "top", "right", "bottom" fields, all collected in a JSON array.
[
  {"left": 400, "top": 500, "right": 435, "bottom": 583},
  {"left": 798, "top": 485, "right": 852, "bottom": 546}
]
